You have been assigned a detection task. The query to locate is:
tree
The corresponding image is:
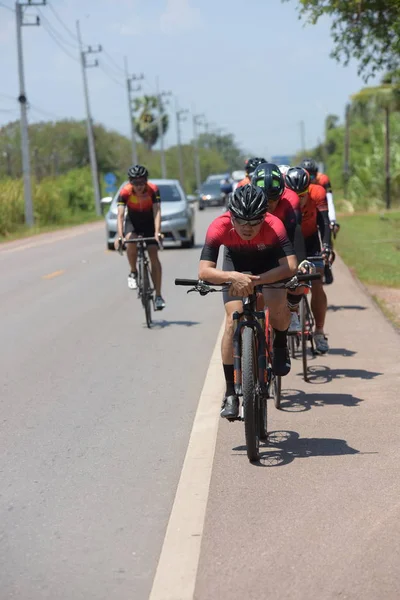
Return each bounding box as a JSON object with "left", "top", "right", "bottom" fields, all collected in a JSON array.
[
  {"left": 285, "top": 1, "right": 400, "bottom": 80},
  {"left": 197, "top": 132, "right": 247, "bottom": 170},
  {"left": 351, "top": 71, "right": 400, "bottom": 207},
  {"left": 133, "top": 95, "right": 169, "bottom": 151}
]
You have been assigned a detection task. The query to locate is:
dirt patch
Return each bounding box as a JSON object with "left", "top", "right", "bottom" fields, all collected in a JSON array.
[{"left": 367, "top": 285, "right": 400, "bottom": 330}]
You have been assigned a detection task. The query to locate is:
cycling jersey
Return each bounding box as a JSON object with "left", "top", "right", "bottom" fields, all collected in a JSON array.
[
  {"left": 236, "top": 176, "right": 251, "bottom": 188},
  {"left": 300, "top": 183, "right": 330, "bottom": 245},
  {"left": 201, "top": 212, "right": 294, "bottom": 274},
  {"left": 117, "top": 182, "right": 160, "bottom": 224},
  {"left": 314, "top": 172, "right": 332, "bottom": 194},
  {"left": 271, "top": 188, "right": 301, "bottom": 243}
]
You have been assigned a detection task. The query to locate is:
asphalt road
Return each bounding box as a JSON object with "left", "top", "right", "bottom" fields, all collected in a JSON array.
[{"left": 1, "top": 208, "right": 400, "bottom": 600}]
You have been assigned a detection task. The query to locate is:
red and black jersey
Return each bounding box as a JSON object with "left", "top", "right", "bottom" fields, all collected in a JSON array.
[
  {"left": 117, "top": 181, "right": 160, "bottom": 223},
  {"left": 200, "top": 212, "right": 294, "bottom": 275},
  {"left": 315, "top": 172, "right": 332, "bottom": 194},
  {"left": 236, "top": 176, "right": 251, "bottom": 188},
  {"left": 271, "top": 188, "right": 301, "bottom": 243}
]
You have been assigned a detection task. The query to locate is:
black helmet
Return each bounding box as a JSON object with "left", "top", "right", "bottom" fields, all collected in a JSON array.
[
  {"left": 251, "top": 162, "right": 285, "bottom": 200},
  {"left": 128, "top": 164, "right": 148, "bottom": 180},
  {"left": 300, "top": 158, "right": 318, "bottom": 177},
  {"left": 228, "top": 184, "right": 268, "bottom": 220},
  {"left": 245, "top": 157, "right": 267, "bottom": 176},
  {"left": 285, "top": 167, "right": 310, "bottom": 194}
]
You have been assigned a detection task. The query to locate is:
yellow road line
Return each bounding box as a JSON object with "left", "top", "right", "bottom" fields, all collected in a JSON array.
[{"left": 42, "top": 270, "right": 65, "bottom": 280}]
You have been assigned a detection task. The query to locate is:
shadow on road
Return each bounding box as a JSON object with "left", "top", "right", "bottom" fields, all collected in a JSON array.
[
  {"left": 298, "top": 365, "right": 383, "bottom": 384},
  {"left": 278, "top": 388, "right": 364, "bottom": 412},
  {"left": 325, "top": 347, "right": 357, "bottom": 357},
  {"left": 151, "top": 319, "right": 200, "bottom": 329},
  {"left": 328, "top": 305, "right": 368, "bottom": 312},
  {"left": 232, "top": 430, "right": 368, "bottom": 468}
]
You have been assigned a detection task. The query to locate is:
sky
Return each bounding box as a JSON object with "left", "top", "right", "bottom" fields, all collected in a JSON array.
[{"left": 0, "top": 0, "right": 378, "bottom": 160}]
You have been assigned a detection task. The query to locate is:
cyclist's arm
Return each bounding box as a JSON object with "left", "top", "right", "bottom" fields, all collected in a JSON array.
[
  {"left": 199, "top": 260, "right": 239, "bottom": 284},
  {"left": 258, "top": 254, "right": 297, "bottom": 284},
  {"left": 153, "top": 203, "right": 161, "bottom": 238},
  {"left": 326, "top": 191, "right": 336, "bottom": 222},
  {"left": 316, "top": 209, "right": 332, "bottom": 246},
  {"left": 293, "top": 223, "right": 307, "bottom": 263},
  {"left": 117, "top": 204, "right": 125, "bottom": 239}
]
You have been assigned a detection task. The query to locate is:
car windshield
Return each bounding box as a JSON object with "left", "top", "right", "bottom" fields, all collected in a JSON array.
[
  {"left": 200, "top": 182, "right": 221, "bottom": 194},
  {"left": 157, "top": 184, "right": 182, "bottom": 202}
]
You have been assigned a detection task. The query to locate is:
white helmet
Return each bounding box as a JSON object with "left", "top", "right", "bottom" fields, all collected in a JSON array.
[{"left": 278, "top": 164, "right": 291, "bottom": 175}]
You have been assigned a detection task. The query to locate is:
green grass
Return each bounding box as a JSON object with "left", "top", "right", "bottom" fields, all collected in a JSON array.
[
  {"left": 0, "top": 212, "right": 102, "bottom": 244},
  {"left": 335, "top": 211, "right": 400, "bottom": 288}
]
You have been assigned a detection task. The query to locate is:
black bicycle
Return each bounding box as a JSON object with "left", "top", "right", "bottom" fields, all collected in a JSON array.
[
  {"left": 119, "top": 236, "right": 162, "bottom": 328},
  {"left": 175, "top": 273, "right": 320, "bottom": 462}
]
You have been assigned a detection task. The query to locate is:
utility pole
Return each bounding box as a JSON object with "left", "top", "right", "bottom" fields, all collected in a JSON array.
[
  {"left": 16, "top": 0, "right": 46, "bottom": 226},
  {"left": 343, "top": 103, "right": 350, "bottom": 200},
  {"left": 384, "top": 106, "right": 391, "bottom": 210},
  {"left": 124, "top": 57, "right": 143, "bottom": 165},
  {"left": 192, "top": 113, "right": 205, "bottom": 191},
  {"left": 76, "top": 21, "right": 102, "bottom": 216},
  {"left": 156, "top": 77, "right": 171, "bottom": 178},
  {"left": 175, "top": 98, "right": 188, "bottom": 186},
  {"left": 299, "top": 120, "right": 306, "bottom": 153}
]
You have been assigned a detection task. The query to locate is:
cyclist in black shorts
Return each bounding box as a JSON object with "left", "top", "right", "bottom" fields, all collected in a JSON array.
[{"left": 115, "top": 165, "right": 165, "bottom": 310}]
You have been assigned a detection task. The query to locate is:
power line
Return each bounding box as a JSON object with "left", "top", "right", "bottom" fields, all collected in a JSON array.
[
  {"left": 38, "top": 9, "right": 79, "bottom": 50},
  {"left": 0, "top": 2, "right": 14, "bottom": 13},
  {"left": 99, "top": 63, "right": 125, "bottom": 88},
  {"left": 102, "top": 50, "right": 125, "bottom": 75},
  {"left": 47, "top": 3, "right": 78, "bottom": 42},
  {"left": 39, "top": 18, "right": 79, "bottom": 63},
  {"left": 28, "top": 103, "right": 63, "bottom": 120}
]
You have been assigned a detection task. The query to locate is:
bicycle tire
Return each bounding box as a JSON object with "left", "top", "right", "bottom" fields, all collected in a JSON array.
[
  {"left": 273, "top": 373, "right": 282, "bottom": 409},
  {"left": 300, "top": 297, "right": 308, "bottom": 381},
  {"left": 289, "top": 335, "right": 296, "bottom": 359},
  {"left": 143, "top": 264, "right": 152, "bottom": 328},
  {"left": 242, "top": 327, "right": 260, "bottom": 462}
]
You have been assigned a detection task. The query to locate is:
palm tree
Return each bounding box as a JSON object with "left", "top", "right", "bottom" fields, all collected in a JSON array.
[
  {"left": 351, "top": 71, "right": 400, "bottom": 208},
  {"left": 133, "top": 95, "right": 169, "bottom": 151}
]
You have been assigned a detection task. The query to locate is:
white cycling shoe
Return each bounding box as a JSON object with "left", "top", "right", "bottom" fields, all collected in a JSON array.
[
  {"left": 288, "top": 312, "right": 301, "bottom": 333},
  {"left": 314, "top": 333, "right": 329, "bottom": 354},
  {"left": 128, "top": 272, "right": 138, "bottom": 290}
]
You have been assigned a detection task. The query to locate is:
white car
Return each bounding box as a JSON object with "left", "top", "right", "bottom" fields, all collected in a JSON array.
[{"left": 101, "top": 179, "right": 196, "bottom": 249}]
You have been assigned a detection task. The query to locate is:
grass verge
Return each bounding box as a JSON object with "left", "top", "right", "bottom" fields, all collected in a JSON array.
[{"left": 0, "top": 212, "right": 103, "bottom": 244}]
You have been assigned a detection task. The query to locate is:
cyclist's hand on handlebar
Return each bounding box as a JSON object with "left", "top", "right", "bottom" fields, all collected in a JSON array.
[
  {"left": 330, "top": 221, "right": 340, "bottom": 237},
  {"left": 114, "top": 237, "right": 124, "bottom": 252},
  {"left": 229, "top": 272, "right": 260, "bottom": 297},
  {"left": 298, "top": 259, "right": 316, "bottom": 275},
  {"left": 321, "top": 243, "right": 333, "bottom": 263}
]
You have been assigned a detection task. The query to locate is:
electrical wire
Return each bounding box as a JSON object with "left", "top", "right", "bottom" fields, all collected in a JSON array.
[
  {"left": 39, "top": 18, "right": 80, "bottom": 63},
  {"left": 38, "top": 9, "right": 79, "bottom": 50},
  {"left": 102, "top": 50, "right": 125, "bottom": 75},
  {"left": 99, "top": 63, "right": 125, "bottom": 89},
  {"left": 47, "top": 3, "right": 78, "bottom": 42},
  {"left": 0, "top": 2, "right": 14, "bottom": 13}
]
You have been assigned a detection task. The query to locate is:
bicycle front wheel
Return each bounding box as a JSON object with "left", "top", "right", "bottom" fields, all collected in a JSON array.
[
  {"left": 273, "top": 374, "right": 282, "bottom": 409},
  {"left": 242, "top": 327, "right": 260, "bottom": 462},
  {"left": 143, "top": 265, "right": 152, "bottom": 328}
]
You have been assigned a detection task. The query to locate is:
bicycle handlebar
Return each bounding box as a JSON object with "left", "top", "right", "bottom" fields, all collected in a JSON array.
[{"left": 174, "top": 273, "right": 321, "bottom": 288}]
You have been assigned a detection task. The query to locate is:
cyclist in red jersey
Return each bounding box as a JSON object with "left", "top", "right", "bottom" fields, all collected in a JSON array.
[
  {"left": 300, "top": 158, "right": 339, "bottom": 236},
  {"left": 115, "top": 164, "right": 165, "bottom": 310},
  {"left": 199, "top": 184, "right": 298, "bottom": 419},
  {"left": 236, "top": 157, "right": 266, "bottom": 188},
  {"left": 286, "top": 169, "right": 332, "bottom": 354},
  {"left": 251, "top": 163, "right": 314, "bottom": 333}
]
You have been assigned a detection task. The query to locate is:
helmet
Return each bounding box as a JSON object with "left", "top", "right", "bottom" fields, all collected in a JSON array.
[
  {"left": 300, "top": 158, "right": 318, "bottom": 177},
  {"left": 128, "top": 164, "right": 148, "bottom": 180},
  {"left": 285, "top": 167, "right": 310, "bottom": 194},
  {"left": 228, "top": 184, "right": 268, "bottom": 220},
  {"left": 245, "top": 157, "right": 267, "bottom": 176},
  {"left": 251, "top": 162, "right": 285, "bottom": 200},
  {"left": 278, "top": 164, "right": 291, "bottom": 175}
]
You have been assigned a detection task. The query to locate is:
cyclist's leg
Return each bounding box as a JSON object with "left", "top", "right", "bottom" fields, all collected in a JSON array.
[
  {"left": 124, "top": 218, "right": 138, "bottom": 289},
  {"left": 305, "top": 233, "right": 329, "bottom": 353},
  {"left": 147, "top": 244, "right": 162, "bottom": 296},
  {"left": 220, "top": 297, "right": 242, "bottom": 418},
  {"left": 263, "top": 288, "right": 291, "bottom": 376}
]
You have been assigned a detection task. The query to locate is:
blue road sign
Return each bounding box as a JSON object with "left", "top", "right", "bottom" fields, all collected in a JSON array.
[
  {"left": 104, "top": 172, "right": 117, "bottom": 185},
  {"left": 105, "top": 184, "right": 117, "bottom": 195}
]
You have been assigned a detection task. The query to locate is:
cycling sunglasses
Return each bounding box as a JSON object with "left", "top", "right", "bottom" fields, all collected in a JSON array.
[
  {"left": 130, "top": 177, "right": 147, "bottom": 186},
  {"left": 233, "top": 216, "right": 264, "bottom": 227}
]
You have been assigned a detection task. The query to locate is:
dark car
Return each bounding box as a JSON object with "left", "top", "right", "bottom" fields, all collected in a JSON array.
[{"left": 198, "top": 181, "right": 225, "bottom": 210}]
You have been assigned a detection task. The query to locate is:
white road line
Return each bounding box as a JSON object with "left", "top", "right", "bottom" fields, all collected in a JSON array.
[{"left": 149, "top": 321, "right": 225, "bottom": 600}]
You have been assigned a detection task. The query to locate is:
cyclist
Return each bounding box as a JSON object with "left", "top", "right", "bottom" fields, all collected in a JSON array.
[
  {"left": 220, "top": 174, "right": 233, "bottom": 209},
  {"left": 300, "top": 158, "right": 339, "bottom": 236},
  {"left": 199, "top": 184, "right": 298, "bottom": 419},
  {"left": 286, "top": 166, "right": 332, "bottom": 354},
  {"left": 115, "top": 164, "right": 165, "bottom": 311},
  {"left": 251, "top": 163, "right": 310, "bottom": 333},
  {"left": 278, "top": 164, "right": 291, "bottom": 176},
  {"left": 236, "top": 157, "right": 267, "bottom": 188}
]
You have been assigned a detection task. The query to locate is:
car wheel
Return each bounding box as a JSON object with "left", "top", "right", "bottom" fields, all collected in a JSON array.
[
  {"left": 107, "top": 242, "right": 115, "bottom": 251},
  {"left": 182, "top": 233, "right": 195, "bottom": 249},
  {"left": 198, "top": 202, "right": 204, "bottom": 211}
]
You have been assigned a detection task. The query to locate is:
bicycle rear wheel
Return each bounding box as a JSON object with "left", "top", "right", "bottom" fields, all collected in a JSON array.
[
  {"left": 242, "top": 327, "right": 260, "bottom": 462},
  {"left": 300, "top": 297, "right": 308, "bottom": 381},
  {"left": 139, "top": 260, "right": 152, "bottom": 328},
  {"left": 289, "top": 335, "right": 296, "bottom": 359},
  {"left": 273, "top": 373, "right": 282, "bottom": 409}
]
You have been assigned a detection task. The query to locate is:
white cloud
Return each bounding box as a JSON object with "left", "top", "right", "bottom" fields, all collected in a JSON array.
[{"left": 159, "top": 0, "right": 202, "bottom": 34}]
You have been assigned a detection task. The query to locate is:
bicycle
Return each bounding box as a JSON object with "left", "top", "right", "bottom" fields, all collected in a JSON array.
[
  {"left": 175, "top": 273, "right": 320, "bottom": 462},
  {"left": 119, "top": 236, "right": 162, "bottom": 328}
]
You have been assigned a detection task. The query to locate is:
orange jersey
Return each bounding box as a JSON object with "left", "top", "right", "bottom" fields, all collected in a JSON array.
[
  {"left": 314, "top": 172, "right": 332, "bottom": 193},
  {"left": 236, "top": 176, "right": 251, "bottom": 188},
  {"left": 300, "top": 183, "right": 328, "bottom": 239},
  {"left": 118, "top": 181, "right": 160, "bottom": 216}
]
